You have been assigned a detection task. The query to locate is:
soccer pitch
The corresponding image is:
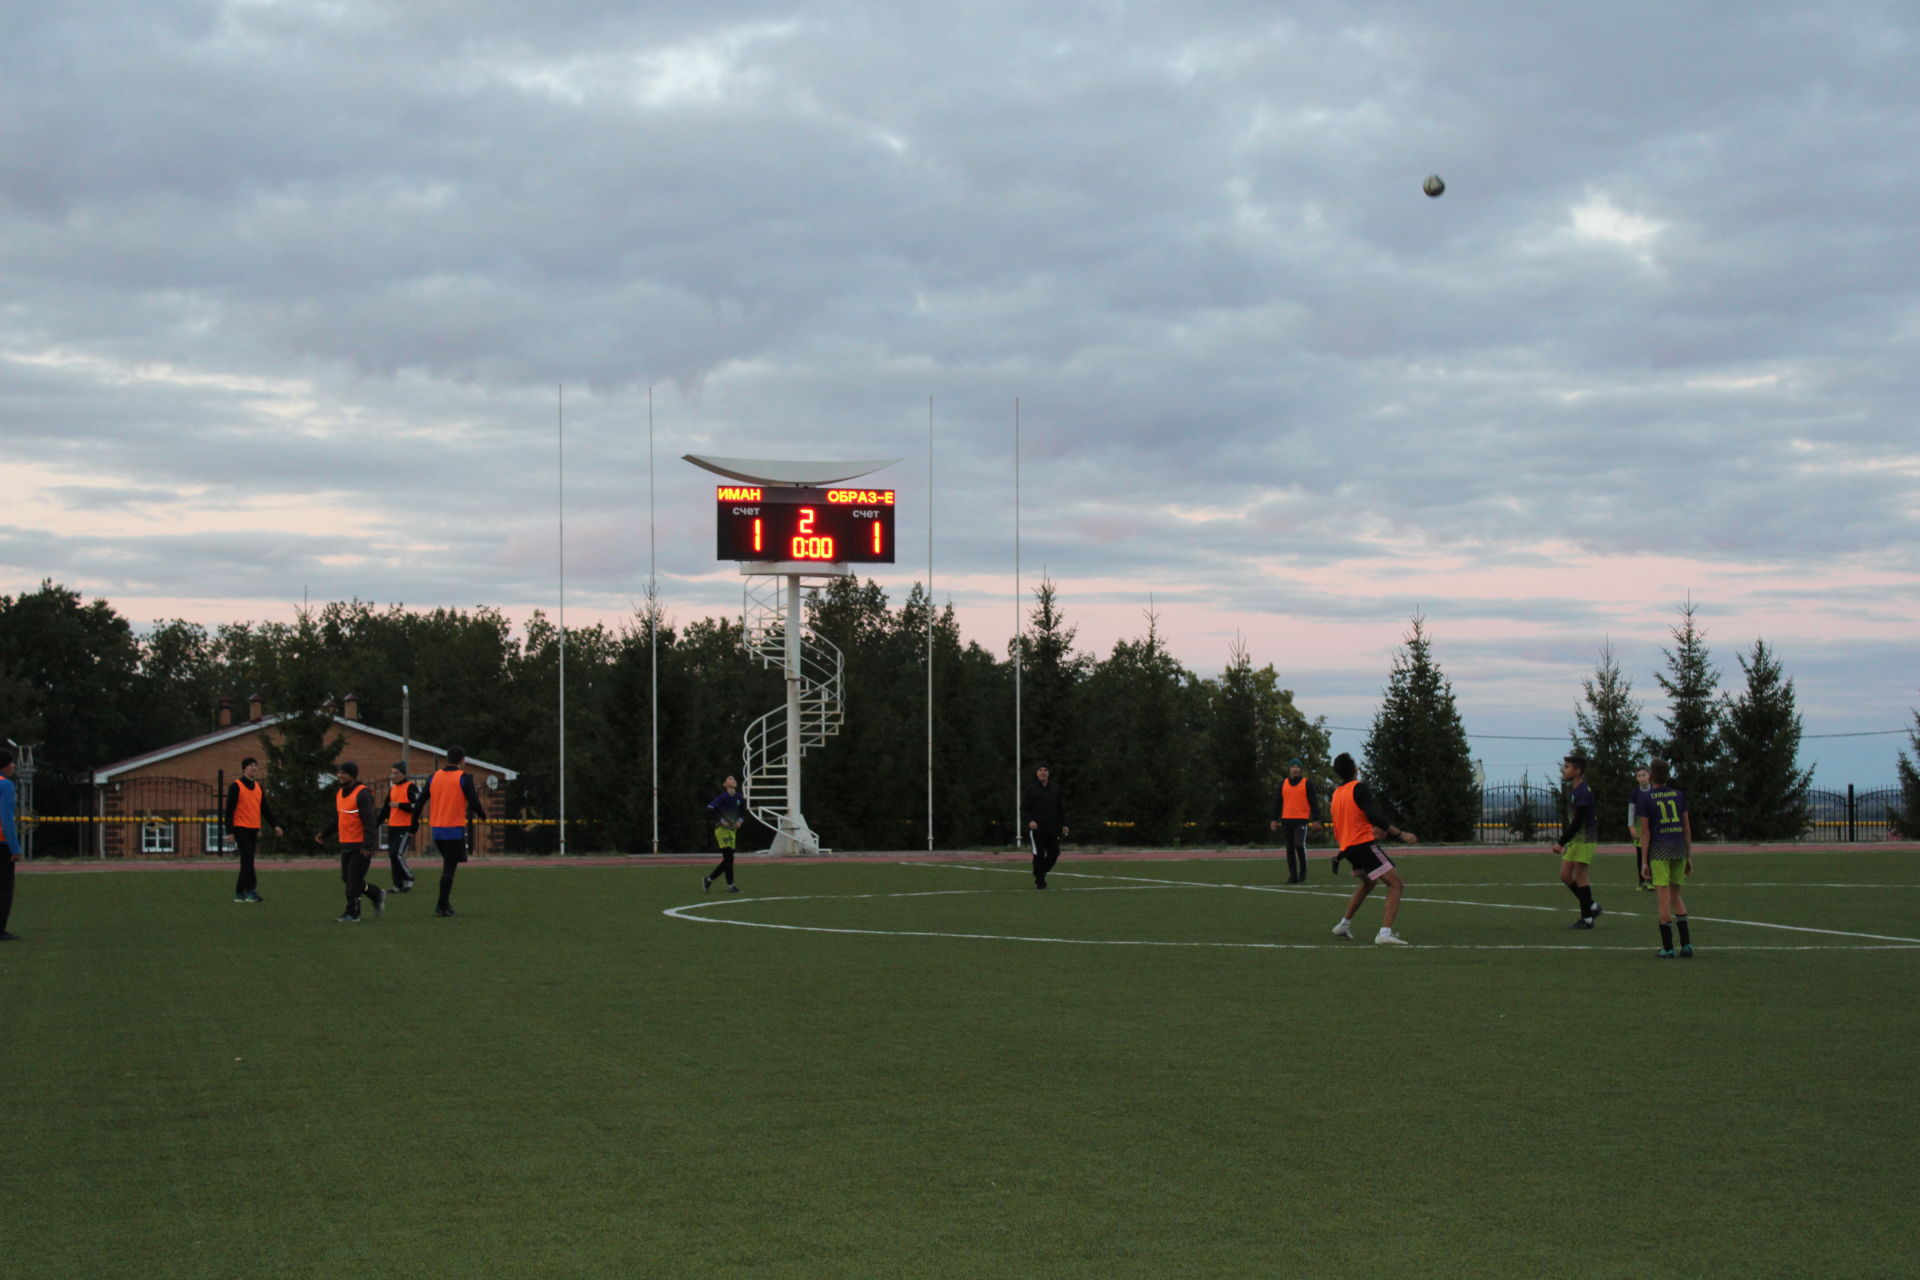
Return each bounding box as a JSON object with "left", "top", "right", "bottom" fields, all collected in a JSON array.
[{"left": 3, "top": 849, "right": 1916, "bottom": 1279}]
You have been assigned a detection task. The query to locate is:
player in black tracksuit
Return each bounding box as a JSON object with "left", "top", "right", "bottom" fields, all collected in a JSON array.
[{"left": 1022, "top": 763, "right": 1069, "bottom": 890}]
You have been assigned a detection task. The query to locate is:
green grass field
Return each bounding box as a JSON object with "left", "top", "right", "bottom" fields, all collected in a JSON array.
[{"left": 3, "top": 849, "right": 1916, "bottom": 1278}]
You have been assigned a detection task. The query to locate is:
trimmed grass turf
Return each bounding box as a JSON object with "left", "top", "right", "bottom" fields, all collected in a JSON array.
[{"left": 2, "top": 849, "right": 1916, "bottom": 1278}]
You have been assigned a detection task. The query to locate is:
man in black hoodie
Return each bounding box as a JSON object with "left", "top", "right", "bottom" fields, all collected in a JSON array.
[{"left": 1022, "top": 763, "right": 1069, "bottom": 890}]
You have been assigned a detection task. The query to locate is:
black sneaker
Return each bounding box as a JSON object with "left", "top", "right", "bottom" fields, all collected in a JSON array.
[
  {"left": 1587, "top": 904, "right": 1603, "bottom": 927},
  {"left": 1568, "top": 917, "right": 1593, "bottom": 930},
  {"left": 336, "top": 913, "right": 361, "bottom": 924},
  {"left": 1036, "top": 881, "right": 1048, "bottom": 890},
  {"left": 391, "top": 883, "right": 413, "bottom": 894},
  {"left": 0, "top": 930, "right": 20, "bottom": 941},
  {"left": 435, "top": 904, "right": 458, "bottom": 918},
  {"left": 372, "top": 890, "right": 386, "bottom": 920},
  {"left": 702, "top": 876, "right": 712, "bottom": 892}
]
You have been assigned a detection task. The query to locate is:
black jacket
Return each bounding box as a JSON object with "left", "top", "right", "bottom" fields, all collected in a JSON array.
[{"left": 1022, "top": 780, "right": 1068, "bottom": 832}]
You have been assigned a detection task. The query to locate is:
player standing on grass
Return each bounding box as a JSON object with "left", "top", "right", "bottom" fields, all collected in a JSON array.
[
  {"left": 1023, "top": 763, "right": 1069, "bottom": 889},
  {"left": 416, "top": 748, "right": 486, "bottom": 918},
  {"left": 224, "top": 757, "right": 284, "bottom": 904},
  {"left": 1, "top": 748, "right": 21, "bottom": 941},
  {"left": 314, "top": 762, "right": 386, "bottom": 924},
  {"left": 379, "top": 763, "right": 419, "bottom": 893},
  {"left": 1327, "top": 752, "right": 1418, "bottom": 946},
  {"left": 1635, "top": 758, "right": 1695, "bottom": 957},
  {"left": 1629, "top": 765, "right": 1654, "bottom": 893},
  {"left": 1268, "top": 758, "right": 1321, "bottom": 883},
  {"left": 1552, "top": 754, "right": 1603, "bottom": 929},
  {"left": 703, "top": 776, "right": 746, "bottom": 893}
]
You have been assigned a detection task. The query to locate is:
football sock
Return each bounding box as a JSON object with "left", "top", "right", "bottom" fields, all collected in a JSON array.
[
  {"left": 1573, "top": 884, "right": 1594, "bottom": 915},
  {"left": 1659, "top": 922, "right": 1674, "bottom": 949},
  {"left": 1676, "top": 916, "right": 1691, "bottom": 947}
]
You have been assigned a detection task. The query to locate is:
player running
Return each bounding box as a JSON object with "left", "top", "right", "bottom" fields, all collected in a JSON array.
[
  {"left": 1326, "top": 753, "right": 1419, "bottom": 946},
  {"left": 1635, "top": 758, "right": 1695, "bottom": 957}
]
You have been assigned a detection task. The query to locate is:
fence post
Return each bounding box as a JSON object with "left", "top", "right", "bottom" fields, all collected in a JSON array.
[{"left": 1847, "top": 783, "right": 1855, "bottom": 843}]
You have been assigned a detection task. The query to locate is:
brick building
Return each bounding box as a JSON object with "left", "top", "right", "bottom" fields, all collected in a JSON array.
[{"left": 88, "top": 693, "right": 518, "bottom": 859}]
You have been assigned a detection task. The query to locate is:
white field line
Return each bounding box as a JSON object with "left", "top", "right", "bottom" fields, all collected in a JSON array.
[
  {"left": 667, "top": 875, "right": 1920, "bottom": 950},
  {"left": 909, "top": 862, "right": 1920, "bottom": 946}
]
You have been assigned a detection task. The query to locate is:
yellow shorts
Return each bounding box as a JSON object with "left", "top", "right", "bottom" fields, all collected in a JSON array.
[
  {"left": 1560, "top": 838, "right": 1595, "bottom": 866},
  {"left": 1650, "top": 859, "right": 1687, "bottom": 887}
]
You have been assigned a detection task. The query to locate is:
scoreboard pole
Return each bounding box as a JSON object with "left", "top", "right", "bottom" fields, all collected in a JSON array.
[{"left": 783, "top": 574, "right": 806, "bottom": 849}]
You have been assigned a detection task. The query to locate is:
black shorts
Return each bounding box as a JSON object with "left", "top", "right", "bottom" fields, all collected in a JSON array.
[{"left": 1341, "top": 841, "right": 1396, "bottom": 881}]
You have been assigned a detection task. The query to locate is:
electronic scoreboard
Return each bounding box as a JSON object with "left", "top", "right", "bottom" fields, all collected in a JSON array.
[{"left": 713, "top": 485, "right": 897, "bottom": 564}]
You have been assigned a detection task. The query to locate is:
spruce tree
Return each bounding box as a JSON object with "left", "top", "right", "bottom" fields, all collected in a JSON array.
[
  {"left": 263, "top": 610, "right": 346, "bottom": 846},
  {"left": 1720, "top": 639, "right": 1813, "bottom": 840},
  {"left": 1209, "top": 637, "right": 1267, "bottom": 844},
  {"left": 1571, "top": 640, "right": 1642, "bottom": 842},
  {"left": 1646, "top": 600, "right": 1728, "bottom": 837},
  {"left": 1363, "top": 616, "right": 1478, "bottom": 841},
  {"left": 1892, "top": 702, "right": 1920, "bottom": 839},
  {"left": 1015, "top": 576, "right": 1091, "bottom": 788}
]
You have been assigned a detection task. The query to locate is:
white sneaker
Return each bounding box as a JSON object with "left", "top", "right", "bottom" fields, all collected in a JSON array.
[
  {"left": 1375, "top": 929, "right": 1408, "bottom": 946},
  {"left": 1332, "top": 919, "right": 1354, "bottom": 939}
]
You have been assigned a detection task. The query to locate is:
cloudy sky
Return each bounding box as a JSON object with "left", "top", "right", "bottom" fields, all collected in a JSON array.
[{"left": 4, "top": 0, "right": 1916, "bottom": 784}]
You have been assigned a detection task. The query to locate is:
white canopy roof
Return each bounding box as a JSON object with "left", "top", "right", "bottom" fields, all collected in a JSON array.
[{"left": 682, "top": 454, "right": 900, "bottom": 486}]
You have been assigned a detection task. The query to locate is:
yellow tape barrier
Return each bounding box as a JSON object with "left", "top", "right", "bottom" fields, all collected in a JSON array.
[{"left": 23, "top": 816, "right": 571, "bottom": 825}]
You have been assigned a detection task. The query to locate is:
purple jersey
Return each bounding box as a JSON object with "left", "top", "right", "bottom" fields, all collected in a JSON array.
[{"left": 1635, "top": 786, "right": 1689, "bottom": 860}]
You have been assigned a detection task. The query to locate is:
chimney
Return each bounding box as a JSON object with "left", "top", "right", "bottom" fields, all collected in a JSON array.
[
  {"left": 217, "top": 698, "right": 233, "bottom": 729},
  {"left": 248, "top": 693, "right": 264, "bottom": 723},
  {"left": 343, "top": 693, "right": 360, "bottom": 722}
]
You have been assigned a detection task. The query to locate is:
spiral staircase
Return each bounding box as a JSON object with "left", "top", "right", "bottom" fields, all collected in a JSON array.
[{"left": 740, "top": 575, "right": 844, "bottom": 853}]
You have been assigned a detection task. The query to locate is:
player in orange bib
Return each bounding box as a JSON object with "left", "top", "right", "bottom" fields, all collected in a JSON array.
[
  {"left": 224, "top": 756, "right": 285, "bottom": 903},
  {"left": 1268, "top": 758, "right": 1322, "bottom": 883},
  {"left": 413, "top": 746, "right": 487, "bottom": 917},
  {"left": 313, "top": 762, "right": 386, "bottom": 923},
  {"left": 1326, "top": 753, "right": 1419, "bottom": 946},
  {"left": 377, "top": 763, "right": 419, "bottom": 893}
]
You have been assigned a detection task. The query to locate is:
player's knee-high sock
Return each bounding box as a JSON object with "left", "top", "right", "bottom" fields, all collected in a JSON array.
[
  {"left": 1675, "top": 915, "right": 1690, "bottom": 947},
  {"left": 438, "top": 863, "right": 458, "bottom": 907},
  {"left": 1659, "top": 921, "right": 1674, "bottom": 949},
  {"left": 1572, "top": 884, "right": 1594, "bottom": 915}
]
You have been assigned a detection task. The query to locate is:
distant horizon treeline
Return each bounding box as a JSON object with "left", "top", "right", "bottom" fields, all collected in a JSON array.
[{"left": 2, "top": 579, "right": 1915, "bottom": 851}]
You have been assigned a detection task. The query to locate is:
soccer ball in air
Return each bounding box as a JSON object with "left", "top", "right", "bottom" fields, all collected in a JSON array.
[{"left": 1423, "top": 174, "right": 1446, "bottom": 198}]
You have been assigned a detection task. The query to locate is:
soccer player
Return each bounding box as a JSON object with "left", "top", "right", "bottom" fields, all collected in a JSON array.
[
  {"left": 1268, "top": 758, "right": 1322, "bottom": 883},
  {"left": 415, "top": 747, "right": 487, "bottom": 918},
  {"left": 703, "top": 775, "right": 746, "bottom": 893},
  {"left": 1552, "top": 754, "right": 1602, "bottom": 929},
  {"left": 1, "top": 747, "right": 20, "bottom": 941},
  {"left": 1629, "top": 765, "right": 1654, "bottom": 892},
  {"left": 378, "top": 763, "right": 419, "bottom": 893},
  {"left": 1022, "top": 762, "right": 1069, "bottom": 890},
  {"left": 1635, "top": 758, "right": 1695, "bottom": 957},
  {"left": 314, "top": 762, "right": 386, "bottom": 923},
  {"left": 1327, "top": 753, "right": 1419, "bottom": 945},
  {"left": 224, "top": 757, "right": 284, "bottom": 903}
]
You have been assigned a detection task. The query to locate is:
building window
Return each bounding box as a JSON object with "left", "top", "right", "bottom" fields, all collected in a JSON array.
[
  {"left": 141, "top": 821, "right": 177, "bottom": 855},
  {"left": 204, "top": 812, "right": 236, "bottom": 854}
]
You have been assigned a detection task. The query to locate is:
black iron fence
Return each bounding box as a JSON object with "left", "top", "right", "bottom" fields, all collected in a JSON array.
[
  {"left": 1478, "top": 782, "right": 1564, "bottom": 845},
  {"left": 1480, "top": 783, "right": 1904, "bottom": 844},
  {"left": 1805, "top": 787, "right": 1902, "bottom": 842}
]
